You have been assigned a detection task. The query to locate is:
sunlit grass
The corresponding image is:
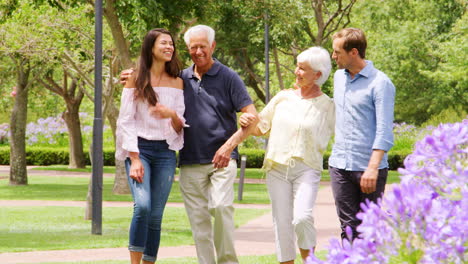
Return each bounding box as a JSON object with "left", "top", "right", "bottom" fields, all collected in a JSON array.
[
  {"left": 0, "top": 206, "right": 268, "bottom": 253},
  {"left": 29, "top": 165, "right": 401, "bottom": 183},
  {"left": 0, "top": 175, "right": 272, "bottom": 204},
  {"left": 31, "top": 165, "right": 116, "bottom": 174},
  {"left": 2, "top": 168, "right": 401, "bottom": 205}
]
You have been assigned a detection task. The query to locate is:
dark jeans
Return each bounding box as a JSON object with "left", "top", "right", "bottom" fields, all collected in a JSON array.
[
  {"left": 125, "top": 138, "right": 176, "bottom": 262},
  {"left": 329, "top": 166, "right": 388, "bottom": 241}
]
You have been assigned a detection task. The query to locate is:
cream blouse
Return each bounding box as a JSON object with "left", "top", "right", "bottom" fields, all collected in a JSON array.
[
  {"left": 115, "top": 87, "right": 185, "bottom": 160},
  {"left": 258, "top": 89, "right": 335, "bottom": 171}
]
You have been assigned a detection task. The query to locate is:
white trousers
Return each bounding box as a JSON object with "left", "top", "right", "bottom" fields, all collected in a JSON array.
[
  {"left": 179, "top": 160, "right": 238, "bottom": 264},
  {"left": 266, "top": 159, "right": 321, "bottom": 262}
]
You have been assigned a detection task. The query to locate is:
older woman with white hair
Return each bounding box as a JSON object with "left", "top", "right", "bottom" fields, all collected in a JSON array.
[{"left": 239, "top": 46, "right": 335, "bottom": 264}]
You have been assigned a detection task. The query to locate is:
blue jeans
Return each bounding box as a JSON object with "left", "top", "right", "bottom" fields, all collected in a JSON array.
[{"left": 125, "top": 138, "right": 176, "bottom": 262}]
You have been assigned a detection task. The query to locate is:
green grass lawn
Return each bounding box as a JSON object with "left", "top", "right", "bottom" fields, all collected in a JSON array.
[
  {"left": 30, "top": 165, "right": 117, "bottom": 174},
  {"left": 1, "top": 167, "right": 401, "bottom": 205},
  {"left": 31, "top": 165, "right": 266, "bottom": 179},
  {"left": 30, "top": 165, "right": 402, "bottom": 183},
  {"left": 0, "top": 175, "right": 271, "bottom": 204},
  {"left": 0, "top": 165, "right": 401, "bottom": 258},
  {"left": 0, "top": 206, "right": 268, "bottom": 253}
]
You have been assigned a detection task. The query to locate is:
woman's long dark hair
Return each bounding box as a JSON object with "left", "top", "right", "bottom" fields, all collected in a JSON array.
[{"left": 134, "top": 28, "right": 182, "bottom": 106}]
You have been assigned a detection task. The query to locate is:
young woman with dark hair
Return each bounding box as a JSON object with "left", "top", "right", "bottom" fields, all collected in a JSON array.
[{"left": 115, "top": 28, "right": 185, "bottom": 264}]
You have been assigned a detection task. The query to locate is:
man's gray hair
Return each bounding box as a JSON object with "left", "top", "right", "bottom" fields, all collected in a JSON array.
[
  {"left": 297, "top": 47, "right": 332, "bottom": 86},
  {"left": 184, "top": 25, "right": 216, "bottom": 46}
]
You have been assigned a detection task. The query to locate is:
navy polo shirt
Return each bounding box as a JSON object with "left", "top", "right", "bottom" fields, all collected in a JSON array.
[{"left": 179, "top": 59, "right": 253, "bottom": 165}]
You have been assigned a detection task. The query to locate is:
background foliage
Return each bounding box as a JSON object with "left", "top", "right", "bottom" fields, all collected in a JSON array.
[
  {"left": 1, "top": 0, "right": 465, "bottom": 124},
  {"left": 0, "top": 0, "right": 466, "bottom": 170}
]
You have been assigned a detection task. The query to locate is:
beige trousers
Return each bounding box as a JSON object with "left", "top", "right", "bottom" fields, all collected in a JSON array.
[{"left": 179, "top": 160, "right": 238, "bottom": 264}]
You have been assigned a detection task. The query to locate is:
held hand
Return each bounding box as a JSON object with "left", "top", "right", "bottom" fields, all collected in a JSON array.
[
  {"left": 239, "top": 113, "right": 257, "bottom": 128},
  {"left": 120, "top": 68, "right": 134, "bottom": 85},
  {"left": 149, "top": 103, "right": 175, "bottom": 119},
  {"left": 360, "top": 168, "right": 378, "bottom": 194},
  {"left": 212, "top": 144, "right": 234, "bottom": 169},
  {"left": 129, "top": 158, "right": 144, "bottom": 183}
]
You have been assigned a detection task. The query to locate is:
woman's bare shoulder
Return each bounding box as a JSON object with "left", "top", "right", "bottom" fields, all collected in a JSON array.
[{"left": 173, "top": 77, "right": 183, "bottom": 90}]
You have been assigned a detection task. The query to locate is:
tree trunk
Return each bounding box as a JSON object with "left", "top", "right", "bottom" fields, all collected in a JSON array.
[
  {"left": 9, "top": 58, "right": 30, "bottom": 185},
  {"left": 64, "top": 78, "right": 86, "bottom": 169},
  {"left": 85, "top": 178, "right": 93, "bottom": 220},
  {"left": 113, "top": 160, "right": 128, "bottom": 194},
  {"left": 63, "top": 108, "right": 86, "bottom": 168},
  {"left": 85, "top": 143, "right": 93, "bottom": 220},
  {"left": 40, "top": 73, "right": 86, "bottom": 169},
  {"left": 103, "top": 0, "right": 132, "bottom": 68},
  {"left": 273, "top": 47, "right": 285, "bottom": 90},
  {"left": 106, "top": 87, "right": 130, "bottom": 194},
  {"left": 110, "top": 110, "right": 130, "bottom": 194}
]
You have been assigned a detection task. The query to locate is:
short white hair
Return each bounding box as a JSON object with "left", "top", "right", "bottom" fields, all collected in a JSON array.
[
  {"left": 297, "top": 47, "right": 332, "bottom": 86},
  {"left": 184, "top": 25, "right": 215, "bottom": 46}
]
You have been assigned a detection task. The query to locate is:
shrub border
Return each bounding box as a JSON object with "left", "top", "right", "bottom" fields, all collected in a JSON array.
[{"left": 0, "top": 146, "right": 410, "bottom": 170}]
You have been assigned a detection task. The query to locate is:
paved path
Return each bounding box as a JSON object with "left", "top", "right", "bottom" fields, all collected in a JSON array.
[{"left": 0, "top": 166, "right": 341, "bottom": 263}]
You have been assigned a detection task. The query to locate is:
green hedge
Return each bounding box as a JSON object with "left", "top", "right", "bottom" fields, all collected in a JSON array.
[
  {"left": 0, "top": 146, "right": 411, "bottom": 169},
  {"left": 0, "top": 146, "right": 116, "bottom": 166},
  {"left": 0, "top": 146, "right": 9, "bottom": 165},
  {"left": 387, "top": 149, "right": 412, "bottom": 170},
  {"left": 238, "top": 148, "right": 411, "bottom": 170},
  {"left": 238, "top": 148, "right": 264, "bottom": 168}
]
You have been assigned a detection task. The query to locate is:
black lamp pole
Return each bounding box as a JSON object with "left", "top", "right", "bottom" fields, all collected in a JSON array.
[
  {"left": 92, "top": 0, "right": 103, "bottom": 235},
  {"left": 264, "top": 11, "right": 270, "bottom": 104}
]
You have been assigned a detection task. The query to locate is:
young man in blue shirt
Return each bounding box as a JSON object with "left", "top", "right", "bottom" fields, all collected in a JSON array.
[{"left": 329, "top": 28, "right": 396, "bottom": 241}]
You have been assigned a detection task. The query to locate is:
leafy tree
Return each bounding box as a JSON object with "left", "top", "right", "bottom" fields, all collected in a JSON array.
[
  {"left": 0, "top": 1, "right": 49, "bottom": 184},
  {"left": 0, "top": 0, "right": 18, "bottom": 23},
  {"left": 34, "top": 4, "right": 98, "bottom": 168},
  {"left": 1, "top": 1, "right": 108, "bottom": 181},
  {"left": 207, "top": 0, "right": 357, "bottom": 103},
  {"left": 350, "top": 0, "right": 465, "bottom": 124},
  {"left": 420, "top": 8, "right": 468, "bottom": 115}
]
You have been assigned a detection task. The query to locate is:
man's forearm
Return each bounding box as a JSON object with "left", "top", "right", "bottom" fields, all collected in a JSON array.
[
  {"left": 223, "top": 119, "right": 260, "bottom": 151},
  {"left": 212, "top": 104, "right": 259, "bottom": 168},
  {"left": 367, "top": 149, "right": 385, "bottom": 170},
  {"left": 223, "top": 104, "right": 259, "bottom": 150}
]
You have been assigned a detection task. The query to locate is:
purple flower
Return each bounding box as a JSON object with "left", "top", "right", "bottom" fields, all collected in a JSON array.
[
  {"left": 82, "top": 125, "right": 92, "bottom": 133},
  {"left": 308, "top": 119, "right": 468, "bottom": 264},
  {"left": 0, "top": 123, "right": 10, "bottom": 144},
  {"left": 25, "top": 115, "right": 68, "bottom": 146}
]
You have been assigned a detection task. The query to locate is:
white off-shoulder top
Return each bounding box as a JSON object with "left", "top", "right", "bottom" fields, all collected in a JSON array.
[{"left": 115, "top": 86, "right": 186, "bottom": 160}]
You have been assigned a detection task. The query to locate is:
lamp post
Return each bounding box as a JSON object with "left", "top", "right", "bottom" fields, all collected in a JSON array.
[
  {"left": 91, "top": 0, "right": 103, "bottom": 235},
  {"left": 264, "top": 11, "right": 270, "bottom": 104}
]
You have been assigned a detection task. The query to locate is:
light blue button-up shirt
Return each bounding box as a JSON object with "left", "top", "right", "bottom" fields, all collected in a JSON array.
[{"left": 329, "top": 61, "right": 395, "bottom": 171}]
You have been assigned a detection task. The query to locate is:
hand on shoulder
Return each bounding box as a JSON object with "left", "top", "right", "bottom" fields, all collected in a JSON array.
[
  {"left": 124, "top": 70, "right": 137, "bottom": 88},
  {"left": 120, "top": 68, "right": 134, "bottom": 86}
]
